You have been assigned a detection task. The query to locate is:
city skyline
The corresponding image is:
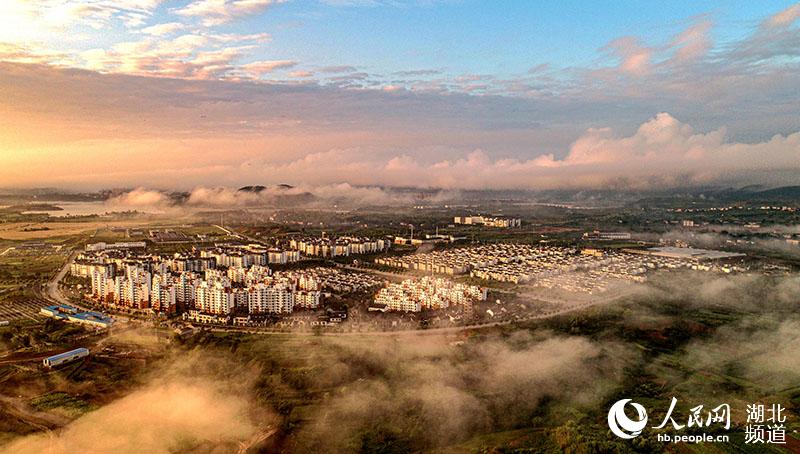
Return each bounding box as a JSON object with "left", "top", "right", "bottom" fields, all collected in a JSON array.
[{"left": 1, "top": 1, "right": 799, "bottom": 190}]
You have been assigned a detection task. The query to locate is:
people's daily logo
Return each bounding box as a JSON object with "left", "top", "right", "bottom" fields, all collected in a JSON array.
[
  {"left": 608, "top": 398, "right": 787, "bottom": 445},
  {"left": 608, "top": 399, "right": 648, "bottom": 439}
]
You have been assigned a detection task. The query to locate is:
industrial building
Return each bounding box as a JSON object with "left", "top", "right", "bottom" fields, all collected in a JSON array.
[
  {"left": 582, "top": 231, "right": 632, "bottom": 240},
  {"left": 454, "top": 215, "right": 521, "bottom": 228},
  {"left": 40, "top": 304, "right": 114, "bottom": 329},
  {"left": 43, "top": 348, "right": 89, "bottom": 368}
]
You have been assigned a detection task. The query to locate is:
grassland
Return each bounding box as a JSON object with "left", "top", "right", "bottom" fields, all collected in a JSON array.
[{"left": 0, "top": 221, "right": 159, "bottom": 241}]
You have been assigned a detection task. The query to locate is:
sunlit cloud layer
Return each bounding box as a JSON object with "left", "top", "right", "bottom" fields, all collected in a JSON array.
[{"left": 0, "top": 2, "right": 799, "bottom": 189}]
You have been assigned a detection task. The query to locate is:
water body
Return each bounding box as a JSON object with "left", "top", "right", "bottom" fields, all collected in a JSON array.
[{"left": 22, "top": 201, "right": 114, "bottom": 217}]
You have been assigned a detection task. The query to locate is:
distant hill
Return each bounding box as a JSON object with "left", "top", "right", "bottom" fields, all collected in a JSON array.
[
  {"left": 628, "top": 185, "right": 800, "bottom": 208},
  {"left": 238, "top": 184, "right": 295, "bottom": 193},
  {"left": 750, "top": 185, "right": 800, "bottom": 201},
  {"left": 236, "top": 184, "right": 314, "bottom": 207},
  {"left": 238, "top": 185, "right": 267, "bottom": 193}
]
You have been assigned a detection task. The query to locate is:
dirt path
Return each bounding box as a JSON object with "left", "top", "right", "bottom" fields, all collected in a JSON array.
[{"left": 0, "top": 395, "right": 71, "bottom": 432}]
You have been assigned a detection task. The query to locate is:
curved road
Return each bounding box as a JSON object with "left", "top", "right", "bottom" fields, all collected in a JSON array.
[
  {"left": 200, "top": 298, "right": 607, "bottom": 338},
  {"left": 43, "top": 250, "right": 95, "bottom": 313}
]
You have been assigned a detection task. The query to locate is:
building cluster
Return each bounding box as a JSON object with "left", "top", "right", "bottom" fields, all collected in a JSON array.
[
  {"left": 272, "top": 266, "right": 384, "bottom": 293},
  {"left": 289, "top": 236, "right": 390, "bottom": 258},
  {"left": 669, "top": 205, "right": 796, "bottom": 213},
  {"left": 373, "top": 277, "right": 487, "bottom": 312},
  {"left": 74, "top": 247, "right": 320, "bottom": 322},
  {"left": 582, "top": 231, "right": 632, "bottom": 241},
  {"left": 72, "top": 242, "right": 392, "bottom": 324},
  {"left": 72, "top": 242, "right": 303, "bottom": 280},
  {"left": 392, "top": 234, "right": 466, "bottom": 246},
  {"left": 376, "top": 243, "right": 554, "bottom": 275},
  {"left": 454, "top": 215, "right": 521, "bottom": 228},
  {"left": 200, "top": 244, "right": 301, "bottom": 266},
  {"left": 85, "top": 241, "right": 146, "bottom": 251},
  {"left": 468, "top": 245, "right": 613, "bottom": 283},
  {"left": 375, "top": 243, "right": 747, "bottom": 295},
  {"left": 528, "top": 250, "right": 678, "bottom": 294}
]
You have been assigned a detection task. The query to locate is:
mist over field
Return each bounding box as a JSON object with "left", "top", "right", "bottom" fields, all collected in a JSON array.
[
  {"left": 5, "top": 270, "right": 797, "bottom": 452},
  {"left": 5, "top": 342, "right": 275, "bottom": 454},
  {"left": 290, "top": 333, "right": 633, "bottom": 452},
  {"left": 104, "top": 185, "right": 454, "bottom": 211}
]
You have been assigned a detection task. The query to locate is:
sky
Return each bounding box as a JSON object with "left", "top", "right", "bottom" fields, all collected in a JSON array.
[{"left": 0, "top": 0, "right": 799, "bottom": 190}]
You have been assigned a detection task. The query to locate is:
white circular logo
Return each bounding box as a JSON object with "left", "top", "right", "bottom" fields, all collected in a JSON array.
[{"left": 608, "top": 399, "right": 648, "bottom": 439}]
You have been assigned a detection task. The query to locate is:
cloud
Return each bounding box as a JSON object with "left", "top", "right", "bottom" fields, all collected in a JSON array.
[
  {"left": 393, "top": 68, "right": 442, "bottom": 77},
  {"left": 0, "top": 0, "right": 167, "bottom": 37},
  {"left": 626, "top": 272, "right": 800, "bottom": 401},
  {"left": 239, "top": 59, "right": 298, "bottom": 77},
  {"left": 138, "top": 22, "right": 186, "bottom": 36},
  {"left": 235, "top": 113, "right": 800, "bottom": 189},
  {"left": 288, "top": 70, "right": 313, "bottom": 78},
  {"left": 685, "top": 316, "right": 800, "bottom": 390},
  {"left": 602, "top": 36, "right": 653, "bottom": 76},
  {"left": 658, "top": 228, "right": 800, "bottom": 259},
  {"left": 2, "top": 26, "right": 800, "bottom": 191},
  {"left": 8, "top": 383, "right": 255, "bottom": 453},
  {"left": 5, "top": 350, "right": 273, "bottom": 453},
  {"left": 184, "top": 184, "right": 415, "bottom": 208},
  {"left": 318, "top": 65, "right": 358, "bottom": 73},
  {"left": 106, "top": 188, "right": 173, "bottom": 208},
  {"left": 0, "top": 43, "right": 70, "bottom": 65},
  {"left": 763, "top": 2, "right": 800, "bottom": 28},
  {"left": 75, "top": 32, "right": 274, "bottom": 79},
  {"left": 101, "top": 184, "right": 423, "bottom": 211},
  {"left": 293, "top": 332, "right": 630, "bottom": 451},
  {"left": 175, "top": 0, "right": 285, "bottom": 26},
  {"left": 320, "top": 0, "right": 381, "bottom": 6},
  {"left": 669, "top": 19, "right": 713, "bottom": 63},
  {"left": 527, "top": 63, "right": 550, "bottom": 74},
  {"left": 208, "top": 31, "right": 271, "bottom": 43}
]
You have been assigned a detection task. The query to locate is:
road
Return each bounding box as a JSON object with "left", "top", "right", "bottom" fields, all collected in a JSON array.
[
  {"left": 332, "top": 263, "right": 407, "bottom": 282},
  {"left": 197, "top": 297, "right": 610, "bottom": 338},
  {"left": 44, "top": 250, "right": 86, "bottom": 310},
  {"left": 0, "top": 395, "right": 70, "bottom": 432},
  {"left": 213, "top": 224, "right": 264, "bottom": 245}
]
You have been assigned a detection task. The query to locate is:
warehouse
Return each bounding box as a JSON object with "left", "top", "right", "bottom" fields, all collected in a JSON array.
[
  {"left": 43, "top": 348, "right": 89, "bottom": 368},
  {"left": 41, "top": 304, "right": 114, "bottom": 329}
]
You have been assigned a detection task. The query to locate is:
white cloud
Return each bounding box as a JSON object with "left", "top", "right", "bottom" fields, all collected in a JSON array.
[
  {"left": 288, "top": 69, "right": 313, "bottom": 78},
  {"left": 602, "top": 36, "right": 653, "bottom": 76},
  {"left": 0, "top": 0, "right": 167, "bottom": 36},
  {"left": 238, "top": 59, "right": 297, "bottom": 77},
  {"left": 185, "top": 184, "right": 413, "bottom": 207},
  {"left": 175, "top": 0, "right": 285, "bottom": 26},
  {"left": 239, "top": 113, "right": 800, "bottom": 189},
  {"left": 5, "top": 351, "right": 269, "bottom": 454},
  {"left": 76, "top": 32, "right": 272, "bottom": 79},
  {"left": 138, "top": 21, "right": 186, "bottom": 36},
  {"left": 669, "top": 19, "right": 713, "bottom": 63},
  {"left": 106, "top": 188, "right": 172, "bottom": 207}
]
